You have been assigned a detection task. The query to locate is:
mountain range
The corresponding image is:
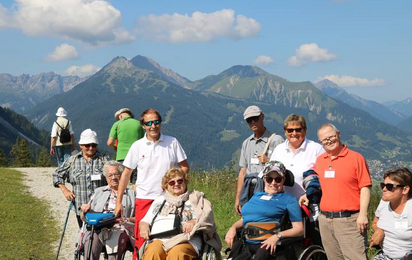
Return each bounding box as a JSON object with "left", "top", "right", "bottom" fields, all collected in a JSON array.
[
  {"left": 0, "top": 72, "right": 87, "bottom": 113},
  {"left": 1, "top": 55, "right": 412, "bottom": 177}
]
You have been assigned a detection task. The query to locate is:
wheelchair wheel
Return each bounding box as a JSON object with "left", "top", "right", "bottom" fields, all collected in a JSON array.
[
  {"left": 74, "top": 249, "right": 83, "bottom": 260},
  {"left": 201, "top": 244, "right": 221, "bottom": 260},
  {"left": 298, "top": 245, "right": 327, "bottom": 260}
]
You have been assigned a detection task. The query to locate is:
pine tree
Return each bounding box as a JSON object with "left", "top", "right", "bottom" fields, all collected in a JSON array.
[
  {"left": 0, "top": 149, "right": 7, "bottom": 166},
  {"left": 36, "top": 147, "right": 51, "bottom": 167},
  {"left": 10, "top": 138, "right": 33, "bottom": 167}
]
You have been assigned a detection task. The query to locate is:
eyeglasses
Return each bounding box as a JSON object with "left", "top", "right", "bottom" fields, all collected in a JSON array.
[
  {"left": 84, "top": 144, "right": 97, "bottom": 148},
  {"left": 143, "top": 119, "right": 162, "bottom": 127},
  {"left": 286, "top": 128, "right": 303, "bottom": 133},
  {"left": 265, "top": 176, "right": 283, "bottom": 184},
  {"left": 380, "top": 182, "right": 405, "bottom": 191},
  {"left": 168, "top": 178, "right": 184, "bottom": 186},
  {"left": 246, "top": 115, "right": 261, "bottom": 124},
  {"left": 107, "top": 173, "right": 121, "bottom": 179},
  {"left": 319, "top": 135, "right": 337, "bottom": 144}
]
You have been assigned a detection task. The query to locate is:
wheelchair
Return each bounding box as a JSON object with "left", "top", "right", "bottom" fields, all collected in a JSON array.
[
  {"left": 138, "top": 234, "right": 222, "bottom": 260},
  {"left": 230, "top": 169, "right": 327, "bottom": 260},
  {"left": 74, "top": 213, "right": 135, "bottom": 260}
]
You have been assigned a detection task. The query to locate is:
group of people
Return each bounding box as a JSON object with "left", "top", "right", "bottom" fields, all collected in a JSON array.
[{"left": 50, "top": 105, "right": 412, "bottom": 260}]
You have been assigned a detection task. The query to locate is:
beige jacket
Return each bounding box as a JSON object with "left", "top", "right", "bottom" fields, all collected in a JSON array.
[{"left": 162, "top": 190, "right": 222, "bottom": 252}]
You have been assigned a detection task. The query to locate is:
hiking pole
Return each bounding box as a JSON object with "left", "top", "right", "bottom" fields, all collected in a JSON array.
[{"left": 55, "top": 200, "right": 73, "bottom": 260}]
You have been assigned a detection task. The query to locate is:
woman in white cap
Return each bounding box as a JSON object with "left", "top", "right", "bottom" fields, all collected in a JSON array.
[
  {"left": 53, "top": 129, "right": 111, "bottom": 227},
  {"left": 50, "top": 107, "right": 75, "bottom": 166}
]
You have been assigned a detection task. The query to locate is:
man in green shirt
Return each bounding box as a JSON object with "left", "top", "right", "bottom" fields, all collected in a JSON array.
[{"left": 107, "top": 108, "right": 144, "bottom": 184}]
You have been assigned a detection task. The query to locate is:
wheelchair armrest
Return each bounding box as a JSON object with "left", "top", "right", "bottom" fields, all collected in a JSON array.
[{"left": 276, "top": 236, "right": 303, "bottom": 246}]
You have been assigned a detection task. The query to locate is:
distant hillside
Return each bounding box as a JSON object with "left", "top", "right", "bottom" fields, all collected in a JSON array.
[
  {"left": 0, "top": 106, "right": 50, "bottom": 162},
  {"left": 397, "top": 115, "right": 412, "bottom": 132},
  {"left": 386, "top": 97, "right": 412, "bottom": 117},
  {"left": 25, "top": 56, "right": 412, "bottom": 175},
  {"left": 131, "top": 55, "right": 192, "bottom": 88},
  {"left": 314, "top": 79, "right": 405, "bottom": 125},
  {"left": 0, "top": 72, "right": 87, "bottom": 113}
]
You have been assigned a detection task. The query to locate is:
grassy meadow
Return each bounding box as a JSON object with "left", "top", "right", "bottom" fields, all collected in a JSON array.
[
  {"left": 0, "top": 166, "right": 382, "bottom": 259},
  {"left": 0, "top": 168, "right": 58, "bottom": 260}
]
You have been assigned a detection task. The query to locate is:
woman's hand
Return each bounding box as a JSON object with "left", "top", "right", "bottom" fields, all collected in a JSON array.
[
  {"left": 183, "top": 219, "right": 196, "bottom": 233},
  {"left": 225, "top": 227, "right": 237, "bottom": 248},
  {"left": 139, "top": 222, "right": 151, "bottom": 241},
  {"left": 369, "top": 228, "right": 384, "bottom": 248},
  {"left": 260, "top": 234, "right": 279, "bottom": 254},
  {"left": 80, "top": 204, "right": 91, "bottom": 213}
]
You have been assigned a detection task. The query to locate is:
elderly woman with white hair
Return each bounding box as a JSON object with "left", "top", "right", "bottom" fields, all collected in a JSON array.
[{"left": 80, "top": 160, "right": 135, "bottom": 260}]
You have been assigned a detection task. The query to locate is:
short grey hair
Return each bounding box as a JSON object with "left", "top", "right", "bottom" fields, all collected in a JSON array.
[
  {"left": 317, "top": 123, "right": 340, "bottom": 135},
  {"left": 103, "top": 160, "right": 124, "bottom": 176}
]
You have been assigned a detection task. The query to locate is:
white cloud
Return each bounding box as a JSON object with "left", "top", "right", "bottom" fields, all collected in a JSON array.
[
  {"left": 288, "top": 43, "right": 337, "bottom": 67},
  {"left": 135, "top": 9, "right": 261, "bottom": 43},
  {"left": 254, "top": 55, "right": 274, "bottom": 66},
  {"left": 316, "top": 75, "right": 386, "bottom": 87},
  {"left": 44, "top": 44, "right": 79, "bottom": 62},
  {"left": 65, "top": 64, "right": 100, "bottom": 77},
  {"left": 0, "top": 0, "right": 134, "bottom": 46}
]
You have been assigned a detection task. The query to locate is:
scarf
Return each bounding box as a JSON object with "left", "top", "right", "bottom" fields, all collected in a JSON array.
[{"left": 160, "top": 190, "right": 189, "bottom": 217}]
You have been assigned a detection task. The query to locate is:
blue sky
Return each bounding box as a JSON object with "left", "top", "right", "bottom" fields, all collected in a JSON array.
[{"left": 0, "top": 0, "right": 410, "bottom": 103}]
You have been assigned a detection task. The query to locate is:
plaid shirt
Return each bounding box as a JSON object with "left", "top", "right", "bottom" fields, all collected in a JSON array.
[{"left": 53, "top": 151, "right": 110, "bottom": 215}]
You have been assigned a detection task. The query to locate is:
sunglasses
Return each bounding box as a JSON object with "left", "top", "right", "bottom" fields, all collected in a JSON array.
[
  {"left": 265, "top": 176, "right": 283, "bottom": 184},
  {"left": 246, "top": 115, "right": 261, "bottom": 124},
  {"left": 168, "top": 178, "right": 184, "bottom": 186},
  {"left": 143, "top": 119, "right": 162, "bottom": 127},
  {"left": 380, "top": 182, "right": 405, "bottom": 191},
  {"left": 83, "top": 144, "right": 97, "bottom": 148},
  {"left": 286, "top": 128, "right": 303, "bottom": 133}
]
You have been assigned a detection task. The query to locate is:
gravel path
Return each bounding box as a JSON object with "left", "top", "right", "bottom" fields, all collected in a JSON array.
[{"left": 16, "top": 167, "right": 133, "bottom": 260}]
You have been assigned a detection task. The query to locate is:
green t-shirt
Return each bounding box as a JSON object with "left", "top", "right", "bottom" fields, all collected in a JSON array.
[{"left": 109, "top": 116, "right": 144, "bottom": 160}]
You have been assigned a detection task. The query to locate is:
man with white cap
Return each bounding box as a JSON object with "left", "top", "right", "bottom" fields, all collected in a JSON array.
[
  {"left": 234, "top": 105, "right": 284, "bottom": 215},
  {"left": 107, "top": 108, "right": 144, "bottom": 186},
  {"left": 50, "top": 107, "right": 75, "bottom": 166},
  {"left": 53, "top": 129, "right": 111, "bottom": 227}
]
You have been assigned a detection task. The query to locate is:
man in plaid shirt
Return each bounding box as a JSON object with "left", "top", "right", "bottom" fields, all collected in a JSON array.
[{"left": 53, "top": 129, "right": 111, "bottom": 227}]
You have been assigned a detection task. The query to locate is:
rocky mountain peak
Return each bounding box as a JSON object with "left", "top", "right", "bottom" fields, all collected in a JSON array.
[
  {"left": 221, "top": 65, "right": 269, "bottom": 78},
  {"left": 314, "top": 79, "right": 339, "bottom": 90}
]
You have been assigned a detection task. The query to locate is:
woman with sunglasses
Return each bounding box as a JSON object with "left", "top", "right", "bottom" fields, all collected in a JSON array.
[
  {"left": 139, "top": 168, "right": 221, "bottom": 260},
  {"left": 225, "top": 161, "right": 303, "bottom": 260},
  {"left": 369, "top": 167, "right": 412, "bottom": 260}
]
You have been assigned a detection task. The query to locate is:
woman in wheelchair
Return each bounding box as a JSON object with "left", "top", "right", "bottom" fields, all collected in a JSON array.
[
  {"left": 80, "top": 160, "right": 135, "bottom": 260},
  {"left": 139, "top": 167, "right": 221, "bottom": 260},
  {"left": 225, "top": 161, "right": 303, "bottom": 260}
]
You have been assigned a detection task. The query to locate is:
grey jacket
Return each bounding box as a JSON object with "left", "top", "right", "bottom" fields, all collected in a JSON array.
[{"left": 90, "top": 186, "right": 135, "bottom": 218}]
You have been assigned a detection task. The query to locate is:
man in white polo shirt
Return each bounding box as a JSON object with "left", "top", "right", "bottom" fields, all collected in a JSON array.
[{"left": 114, "top": 108, "right": 189, "bottom": 257}]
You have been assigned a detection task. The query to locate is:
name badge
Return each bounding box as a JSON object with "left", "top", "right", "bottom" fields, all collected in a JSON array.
[
  {"left": 260, "top": 195, "right": 272, "bottom": 200},
  {"left": 91, "top": 174, "right": 101, "bottom": 181},
  {"left": 251, "top": 157, "right": 259, "bottom": 165},
  {"left": 324, "top": 170, "right": 335, "bottom": 178},
  {"left": 395, "top": 220, "right": 408, "bottom": 230}
]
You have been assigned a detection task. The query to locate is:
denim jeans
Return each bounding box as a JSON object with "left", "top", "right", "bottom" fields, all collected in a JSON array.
[{"left": 54, "top": 145, "right": 72, "bottom": 166}]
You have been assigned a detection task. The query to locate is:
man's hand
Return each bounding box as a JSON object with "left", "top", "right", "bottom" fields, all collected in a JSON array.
[
  {"left": 234, "top": 198, "right": 242, "bottom": 215},
  {"left": 260, "top": 235, "right": 279, "bottom": 254},
  {"left": 299, "top": 194, "right": 309, "bottom": 206},
  {"left": 80, "top": 204, "right": 91, "bottom": 213},
  {"left": 60, "top": 185, "right": 75, "bottom": 201},
  {"left": 369, "top": 228, "right": 384, "bottom": 248},
  {"left": 257, "top": 154, "right": 269, "bottom": 164},
  {"left": 50, "top": 148, "right": 55, "bottom": 156},
  {"left": 356, "top": 214, "right": 369, "bottom": 234},
  {"left": 113, "top": 202, "right": 123, "bottom": 217}
]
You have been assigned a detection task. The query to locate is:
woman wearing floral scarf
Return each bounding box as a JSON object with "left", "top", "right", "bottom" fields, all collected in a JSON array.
[{"left": 139, "top": 168, "right": 221, "bottom": 260}]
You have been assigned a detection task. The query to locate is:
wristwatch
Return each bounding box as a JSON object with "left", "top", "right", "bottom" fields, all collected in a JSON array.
[{"left": 276, "top": 233, "right": 282, "bottom": 240}]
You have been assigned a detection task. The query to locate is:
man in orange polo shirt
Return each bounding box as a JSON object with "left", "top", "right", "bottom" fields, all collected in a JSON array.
[{"left": 314, "top": 123, "right": 371, "bottom": 260}]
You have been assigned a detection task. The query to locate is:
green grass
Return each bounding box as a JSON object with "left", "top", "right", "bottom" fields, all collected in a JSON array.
[{"left": 0, "top": 168, "right": 59, "bottom": 260}]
